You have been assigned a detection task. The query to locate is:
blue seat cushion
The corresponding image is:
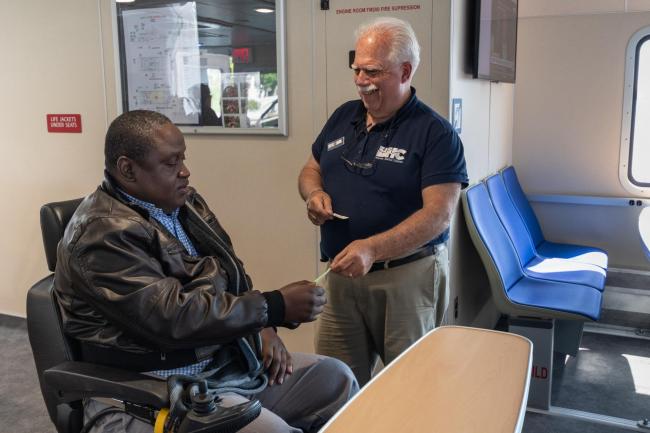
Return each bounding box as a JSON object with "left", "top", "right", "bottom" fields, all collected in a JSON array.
[
  {"left": 524, "top": 256, "right": 606, "bottom": 291},
  {"left": 501, "top": 166, "right": 609, "bottom": 270},
  {"left": 508, "top": 277, "right": 602, "bottom": 321},
  {"left": 537, "top": 241, "right": 608, "bottom": 270},
  {"left": 485, "top": 173, "right": 607, "bottom": 289}
]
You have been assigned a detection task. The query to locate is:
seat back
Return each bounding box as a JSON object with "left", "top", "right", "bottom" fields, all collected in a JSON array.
[
  {"left": 461, "top": 183, "right": 525, "bottom": 316},
  {"left": 485, "top": 174, "right": 538, "bottom": 267},
  {"left": 40, "top": 198, "right": 83, "bottom": 272},
  {"left": 27, "top": 199, "right": 83, "bottom": 432},
  {"left": 640, "top": 207, "right": 650, "bottom": 262},
  {"left": 500, "top": 166, "right": 545, "bottom": 247}
]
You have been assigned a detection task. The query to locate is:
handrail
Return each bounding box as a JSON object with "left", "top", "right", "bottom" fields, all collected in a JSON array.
[{"left": 527, "top": 194, "right": 650, "bottom": 207}]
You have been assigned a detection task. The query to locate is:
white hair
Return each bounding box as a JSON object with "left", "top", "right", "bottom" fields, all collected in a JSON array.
[{"left": 355, "top": 17, "right": 421, "bottom": 74}]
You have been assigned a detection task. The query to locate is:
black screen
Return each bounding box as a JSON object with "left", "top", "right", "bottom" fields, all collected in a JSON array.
[{"left": 474, "top": 0, "right": 518, "bottom": 83}]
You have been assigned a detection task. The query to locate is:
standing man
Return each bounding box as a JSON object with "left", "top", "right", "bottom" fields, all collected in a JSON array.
[{"left": 298, "top": 17, "right": 468, "bottom": 386}]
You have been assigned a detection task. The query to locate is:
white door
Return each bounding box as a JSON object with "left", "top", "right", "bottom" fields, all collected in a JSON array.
[{"left": 321, "top": 1, "right": 439, "bottom": 117}]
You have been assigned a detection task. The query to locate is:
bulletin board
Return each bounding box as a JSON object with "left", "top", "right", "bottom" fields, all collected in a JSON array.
[{"left": 115, "top": 0, "right": 288, "bottom": 135}]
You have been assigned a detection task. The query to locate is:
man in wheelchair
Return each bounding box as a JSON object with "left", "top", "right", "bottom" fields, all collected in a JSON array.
[{"left": 53, "top": 110, "right": 358, "bottom": 432}]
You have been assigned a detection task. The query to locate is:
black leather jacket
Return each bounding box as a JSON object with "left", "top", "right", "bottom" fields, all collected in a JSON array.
[{"left": 55, "top": 175, "right": 283, "bottom": 371}]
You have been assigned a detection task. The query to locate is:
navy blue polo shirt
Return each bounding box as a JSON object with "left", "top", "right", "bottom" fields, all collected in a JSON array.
[{"left": 312, "top": 88, "right": 468, "bottom": 260}]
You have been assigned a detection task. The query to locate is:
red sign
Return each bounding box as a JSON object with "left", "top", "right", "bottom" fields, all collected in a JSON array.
[
  {"left": 232, "top": 47, "right": 252, "bottom": 64},
  {"left": 532, "top": 365, "right": 548, "bottom": 379},
  {"left": 47, "top": 114, "right": 82, "bottom": 133}
]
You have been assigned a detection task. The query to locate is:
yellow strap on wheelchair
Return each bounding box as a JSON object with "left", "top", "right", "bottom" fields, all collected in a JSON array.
[{"left": 154, "top": 407, "right": 169, "bottom": 433}]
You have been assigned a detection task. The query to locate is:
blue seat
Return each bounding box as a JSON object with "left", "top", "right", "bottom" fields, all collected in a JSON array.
[
  {"left": 485, "top": 174, "right": 606, "bottom": 291},
  {"left": 463, "top": 181, "right": 606, "bottom": 414},
  {"left": 501, "top": 166, "right": 608, "bottom": 270},
  {"left": 462, "top": 182, "right": 602, "bottom": 321}
]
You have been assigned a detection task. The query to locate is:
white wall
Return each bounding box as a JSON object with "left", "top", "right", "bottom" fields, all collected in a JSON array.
[
  {"left": 447, "top": 0, "right": 515, "bottom": 328},
  {"left": 0, "top": 1, "right": 108, "bottom": 317},
  {"left": 514, "top": 1, "right": 650, "bottom": 269}
]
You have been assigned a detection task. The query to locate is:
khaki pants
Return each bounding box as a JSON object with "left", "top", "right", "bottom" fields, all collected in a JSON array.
[
  {"left": 84, "top": 353, "right": 358, "bottom": 433},
  {"left": 316, "top": 245, "right": 449, "bottom": 386}
]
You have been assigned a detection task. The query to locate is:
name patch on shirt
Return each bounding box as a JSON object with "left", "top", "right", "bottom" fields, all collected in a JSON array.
[
  {"left": 375, "top": 146, "right": 407, "bottom": 163},
  {"left": 327, "top": 137, "right": 345, "bottom": 151}
]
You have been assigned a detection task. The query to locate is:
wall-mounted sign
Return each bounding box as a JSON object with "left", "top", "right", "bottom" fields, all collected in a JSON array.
[
  {"left": 47, "top": 114, "right": 82, "bottom": 133},
  {"left": 335, "top": 4, "right": 421, "bottom": 14},
  {"left": 115, "top": 0, "right": 288, "bottom": 135}
]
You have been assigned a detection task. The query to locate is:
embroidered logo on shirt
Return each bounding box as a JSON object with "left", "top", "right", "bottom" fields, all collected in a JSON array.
[
  {"left": 375, "top": 146, "right": 407, "bottom": 163},
  {"left": 327, "top": 137, "right": 345, "bottom": 151}
]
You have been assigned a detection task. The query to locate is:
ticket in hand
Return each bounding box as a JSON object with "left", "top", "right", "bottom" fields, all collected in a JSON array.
[
  {"left": 333, "top": 213, "right": 349, "bottom": 220},
  {"left": 314, "top": 268, "right": 331, "bottom": 284}
]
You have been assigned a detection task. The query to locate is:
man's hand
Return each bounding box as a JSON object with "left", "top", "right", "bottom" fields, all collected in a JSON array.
[
  {"left": 306, "top": 190, "right": 334, "bottom": 225},
  {"left": 330, "top": 239, "right": 376, "bottom": 278},
  {"left": 299, "top": 156, "right": 333, "bottom": 226},
  {"left": 260, "top": 327, "right": 292, "bottom": 386},
  {"left": 279, "top": 280, "right": 327, "bottom": 323}
]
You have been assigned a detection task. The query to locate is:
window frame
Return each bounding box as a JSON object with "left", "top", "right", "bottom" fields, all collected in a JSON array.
[
  {"left": 111, "top": 0, "right": 288, "bottom": 136},
  {"left": 619, "top": 26, "right": 650, "bottom": 195}
]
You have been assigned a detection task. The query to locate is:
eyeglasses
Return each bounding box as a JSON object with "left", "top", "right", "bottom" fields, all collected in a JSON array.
[
  {"left": 350, "top": 65, "right": 385, "bottom": 79},
  {"left": 341, "top": 154, "right": 374, "bottom": 169},
  {"left": 340, "top": 133, "right": 377, "bottom": 176}
]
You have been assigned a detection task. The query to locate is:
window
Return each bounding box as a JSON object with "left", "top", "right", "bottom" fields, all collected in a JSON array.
[
  {"left": 115, "top": 0, "right": 287, "bottom": 135},
  {"left": 620, "top": 26, "right": 650, "bottom": 194}
]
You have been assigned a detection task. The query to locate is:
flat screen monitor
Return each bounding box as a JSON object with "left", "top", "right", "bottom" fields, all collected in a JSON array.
[{"left": 473, "top": 0, "right": 518, "bottom": 83}]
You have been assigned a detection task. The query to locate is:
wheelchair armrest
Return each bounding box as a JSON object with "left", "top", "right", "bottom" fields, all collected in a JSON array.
[{"left": 43, "top": 361, "right": 169, "bottom": 408}]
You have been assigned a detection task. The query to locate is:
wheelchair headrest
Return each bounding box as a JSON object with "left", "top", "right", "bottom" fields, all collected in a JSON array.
[{"left": 40, "top": 198, "right": 83, "bottom": 272}]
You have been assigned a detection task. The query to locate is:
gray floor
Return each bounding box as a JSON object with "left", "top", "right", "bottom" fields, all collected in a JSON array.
[
  {"left": 4, "top": 314, "right": 650, "bottom": 433},
  {"left": 522, "top": 331, "right": 650, "bottom": 433},
  {"left": 1, "top": 314, "right": 55, "bottom": 433},
  {"left": 602, "top": 270, "right": 650, "bottom": 330}
]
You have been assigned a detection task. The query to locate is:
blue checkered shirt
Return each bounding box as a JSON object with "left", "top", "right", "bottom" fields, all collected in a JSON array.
[
  {"left": 121, "top": 192, "right": 199, "bottom": 257},
  {"left": 120, "top": 191, "right": 211, "bottom": 378}
]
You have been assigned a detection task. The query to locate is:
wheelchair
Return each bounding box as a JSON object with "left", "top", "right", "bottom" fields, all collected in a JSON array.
[{"left": 27, "top": 198, "right": 260, "bottom": 433}]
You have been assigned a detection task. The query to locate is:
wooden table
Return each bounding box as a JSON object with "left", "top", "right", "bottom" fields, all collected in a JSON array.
[{"left": 320, "top": 326, "right": 532, "bottom": 433}]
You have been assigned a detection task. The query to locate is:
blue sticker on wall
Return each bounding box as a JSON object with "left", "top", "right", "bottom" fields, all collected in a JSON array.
[{"left": 452, "top": 98, "right": 462, "bottom": 134}]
